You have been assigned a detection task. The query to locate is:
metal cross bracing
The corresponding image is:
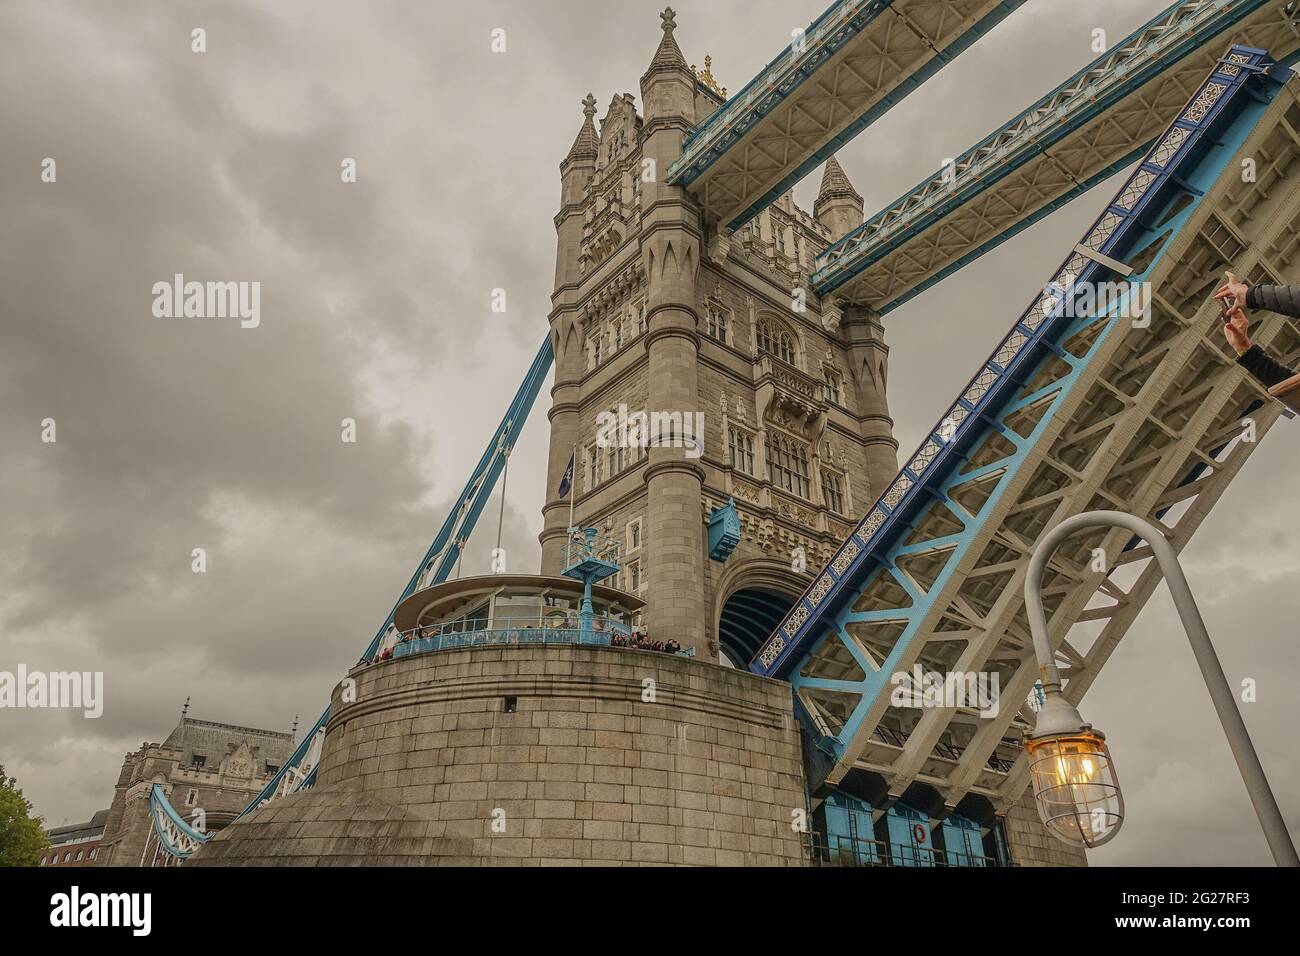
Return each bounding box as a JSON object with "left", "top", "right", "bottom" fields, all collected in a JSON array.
[
  {"left": 146, "top": 784, "right": 209, "bottom": 863},
  {"left": 753, "top": 50, "right": 1300, "bottom": 814},
  {"left": 813, "top": 0, "right": 1300, "bottom": 312},
  {"left": 665, "top": 0, "right": 1029, "bottom": 233},
  {"left": 145, "top": 338, "right": 556, "bottom": 857}
]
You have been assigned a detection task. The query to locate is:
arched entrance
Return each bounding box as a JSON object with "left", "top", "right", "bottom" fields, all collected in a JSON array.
[{"left": 718, "top": 586, "right": 797, "bottom": 667}]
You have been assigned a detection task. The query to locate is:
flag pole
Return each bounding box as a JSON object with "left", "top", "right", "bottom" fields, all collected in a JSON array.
[{"left": 567, "top": 443, "right": 577, "bottom": 532}]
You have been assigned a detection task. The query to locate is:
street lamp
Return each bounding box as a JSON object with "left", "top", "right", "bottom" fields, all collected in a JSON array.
[{"left": 1023, "top": 510, "right": 1299, "bottom": 866}]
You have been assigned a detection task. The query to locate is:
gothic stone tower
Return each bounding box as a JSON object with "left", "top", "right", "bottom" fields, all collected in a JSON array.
[{"left": 539, "top": 9, "right": 898, "bottom": 665}]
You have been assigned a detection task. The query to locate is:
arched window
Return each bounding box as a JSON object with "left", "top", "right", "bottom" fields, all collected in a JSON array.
[
  {"left": 705, "top": 304, "right": 729, "bottom": 343},
  {"left": 822, "top": 365, "right": 844, "bottom": 405},
  {"left": 757, "top": 317, "right": 797, "bottom": 366}
]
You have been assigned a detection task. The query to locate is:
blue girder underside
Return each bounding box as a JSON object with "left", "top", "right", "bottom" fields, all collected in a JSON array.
[
  {"left": 754, "top": 44, "right": 1288, "bottom": 761},
  {"left": 665, "top": 0, "right": 1029, "bottom": 232},
  {"left": 811, "top": 0, "right": 1275, "bottom": 301}
]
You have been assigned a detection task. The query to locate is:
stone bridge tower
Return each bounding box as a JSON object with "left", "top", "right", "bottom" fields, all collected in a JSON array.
[{"left": 539, "top": 8, "right": 898, "bottom": 665}]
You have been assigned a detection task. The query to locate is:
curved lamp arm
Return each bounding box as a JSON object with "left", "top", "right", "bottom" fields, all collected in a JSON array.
[{"left": 1025, "top": 510, "right": 1298, "bottom": 867}]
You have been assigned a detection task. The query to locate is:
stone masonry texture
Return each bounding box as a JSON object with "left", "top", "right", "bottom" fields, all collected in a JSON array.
[{"left": 190, "top": 645, "right": 808, "bottom": 866}]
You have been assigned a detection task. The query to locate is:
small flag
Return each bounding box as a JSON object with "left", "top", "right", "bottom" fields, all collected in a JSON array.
[{"left": 557, "top": 451, "right": 575, "bottom": 499}]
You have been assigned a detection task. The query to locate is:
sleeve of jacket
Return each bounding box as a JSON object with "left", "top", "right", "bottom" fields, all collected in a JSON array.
[
  {"left": 1236, "top": 345, "right": 1296, "bottom": 389},
  {"left": 1245, "top": 284, "right": 1300, "bottom": 318}
]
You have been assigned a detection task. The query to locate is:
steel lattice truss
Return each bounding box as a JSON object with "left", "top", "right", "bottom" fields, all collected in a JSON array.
[
  {"left": 814, "top": 0, "right": 1300, "bottom": 311},
  {"left": 667, "top": 0, "right": 1027, "bottom": 231},
  {"left": 758, "top": 52, "right": 1300, "bottom": 812},
  {"left": 147, "top": 784, "right": 209, "bottom": 862}
]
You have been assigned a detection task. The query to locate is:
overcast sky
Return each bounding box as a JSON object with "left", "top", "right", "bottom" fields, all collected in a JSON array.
[{"left": 2, "top": 0, "right": 1296, "bottom": 866}]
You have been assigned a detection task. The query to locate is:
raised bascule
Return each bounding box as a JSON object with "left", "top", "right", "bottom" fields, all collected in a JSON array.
[{"left": 133, "top": 1, "right": 1299, "bottom": 867}]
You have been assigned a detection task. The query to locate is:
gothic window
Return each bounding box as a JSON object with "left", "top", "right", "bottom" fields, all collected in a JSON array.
[
  {"left": 606, "top": 442, "right": 626, "bottom": 478},
  {"left": 75, "top": 850, "right": 84, "bottom": 862},
  {"left": 823, "top": 365, "right": 844, "bottom": 405},
  {"left": 593, "top": 332, "right": 604, "bottom": 366},
  {"left": 623, "top": 559, "right": 643, "bottom": 593},
  {"left": 626, "top": 518, "right": 642, "bottom": 552},
  {"left": 757, "top": 317, "right": 797, "bottom": 366},
  {"left": 821, "top": 469, "right": 846, "bottom": 515},
  {"left": 614, "top": 316, "right": 624, "bottom": 350},
  {"left": 728, "top": 426, "right": 755, "bottom": 475},
  {"left": 88, "top": 848, "right": 97, "bottom": 861},
  {"left": 766, "top": 432, "right": 811, "bottom": 498},
  {"left": 185, "top": 788, "right": 198, "bottom": 807},
  {"left": 190, "top": 755, "right": 206, "bottom": 770},
  {"left": 586, "top": 444, "right": 603, "bottom": 490},
  {"left": 637, "top": 300, "right": 648, "bottom": 335},
  {"left": 705, "top": 303, "right": 729, "bottom": 343}
]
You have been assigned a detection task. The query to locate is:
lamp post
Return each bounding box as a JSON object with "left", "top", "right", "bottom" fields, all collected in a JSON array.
[{"left": 1023, "top": 510, "right": 1298, "bottom": 866}]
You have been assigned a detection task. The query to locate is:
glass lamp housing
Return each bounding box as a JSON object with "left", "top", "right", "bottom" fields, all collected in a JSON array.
[{"left": 1025, "top": 730, "right": 1124, "bottom": 848}]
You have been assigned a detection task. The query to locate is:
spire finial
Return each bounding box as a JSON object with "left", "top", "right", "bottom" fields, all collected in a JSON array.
[
  {"left": 582, "top": 93, "right": 597, "bottom": 120},
  {"left": 660, "top": 7, "right": 677, "bottom": 34},
  {"left": 696, "top": 53, "right": 726, "bottom": 97},
  {"left": 291, "top": 714, "right": 300, "bottom": 738},
  {"left": 181, "top": 696, "right": 190, "bottom": 719}
]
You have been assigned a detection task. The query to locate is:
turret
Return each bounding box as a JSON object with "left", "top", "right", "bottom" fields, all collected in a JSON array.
[
  {"left": 540, "top": 95, "right": 601, "bottom": 572},
  {"left": 814, "top": 156, "right": 864, "bottom": 244}
]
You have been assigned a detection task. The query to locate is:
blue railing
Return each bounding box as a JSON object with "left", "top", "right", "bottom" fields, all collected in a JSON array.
[{"left": 380, "top": 617, "right": 695, "bottom": 661}]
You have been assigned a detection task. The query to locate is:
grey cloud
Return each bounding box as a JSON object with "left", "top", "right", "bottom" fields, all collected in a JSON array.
[{"left": 2, "top": 0, "right": 1296, "bottom": 865}]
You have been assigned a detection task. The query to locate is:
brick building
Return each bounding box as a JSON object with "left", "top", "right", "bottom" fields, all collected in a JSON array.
[{"left": 40, "top": 808, "right": 109, "bottom": 867}]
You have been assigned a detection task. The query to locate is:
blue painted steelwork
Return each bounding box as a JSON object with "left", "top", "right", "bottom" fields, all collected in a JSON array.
[
  {"left": 665, "top": 0, "right": 1028, "bottom": 231},
  {"left": 392, "top": 626, "right": 695, "bottom": 659},
  {"left": 885, "top": 802, "right": 932, "bottom": 867},
  {"left": 941, "top": 813, "right": 987, "bottom": 867},
  {"left": 148, "top": 784, "right": 209, "bottom": 860},
  {"left": 753, "top": 46, "right": 1289, "bottom": 770},
  {"left": 707, "top": 498, "right": 741, "bottom": 562},
  {"left": 812, "top": 0, "right": 1275, "bottom": 304},
  {"left": 563, "top": 527, "right": 621, "bottom": 642},
  {"left": 823, "top": 791, "right": 878, "bottom": 865},
  {"left": 230, "top": 336, "right": 556, "bottom": 822}
]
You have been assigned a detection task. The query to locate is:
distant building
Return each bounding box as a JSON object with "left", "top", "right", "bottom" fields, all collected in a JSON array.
[
  {"left": 94, "top": 715, "right": 296, "bottom": 866},
  {"left": 41, "top": 809, "right": 109, "bottom": 867}
]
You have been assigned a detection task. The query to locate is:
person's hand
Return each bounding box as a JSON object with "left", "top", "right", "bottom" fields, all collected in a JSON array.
[
  {"left": 1214, "top": 270, "right": 1250, "bottom": 310},
  {"left": 1224, "top": 305, "right": 1252, "bottom": 356}
]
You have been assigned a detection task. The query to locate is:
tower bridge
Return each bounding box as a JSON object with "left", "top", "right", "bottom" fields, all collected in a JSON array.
[
  {"left": 812, "top": 0, "right": 1300, "bottom": 312},
  {"left": 758, "top": 48, "right": 1300, "bottom": 827},
  {"left": 126, "top": 4, "right": 1299, "bottom": 868}
]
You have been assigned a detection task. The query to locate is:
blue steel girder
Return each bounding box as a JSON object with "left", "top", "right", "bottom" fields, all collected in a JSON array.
[
  {"left": 813, "top": 0, "right": 1300, "bottom": 311},
  {"left": 665, "top": 0, "right": 1029, "bottom": 232},
  {"left": 757, "top": 49, "right": 1298, "bottom": 802},
  {"left": 148, "top": 784, "right": 210, "bottom": 861},
  {"left": 235, "top": 336, "right": 555, "bottom": 819}
]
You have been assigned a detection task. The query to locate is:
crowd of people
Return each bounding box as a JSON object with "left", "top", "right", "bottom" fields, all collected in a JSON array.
[
  {"left": 611, "top": 630, "right": 682, "bottom": 655},
  {"left": 358, "top": 620, "right": 683, "bottom": 665}
]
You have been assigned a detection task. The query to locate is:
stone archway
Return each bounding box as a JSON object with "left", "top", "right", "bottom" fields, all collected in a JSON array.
[{"left": 713, "top": 557, "right": 805, "bottom": 668}]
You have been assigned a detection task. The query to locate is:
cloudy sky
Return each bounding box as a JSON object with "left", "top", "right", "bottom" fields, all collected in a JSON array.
[{"left": 1, "top": 0, "right": 1296, "bottom": 866}]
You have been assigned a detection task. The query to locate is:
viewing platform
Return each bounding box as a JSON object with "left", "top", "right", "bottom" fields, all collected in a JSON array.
[{"left": 373, "top": 573, "right": 694, "bottom": 663}]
